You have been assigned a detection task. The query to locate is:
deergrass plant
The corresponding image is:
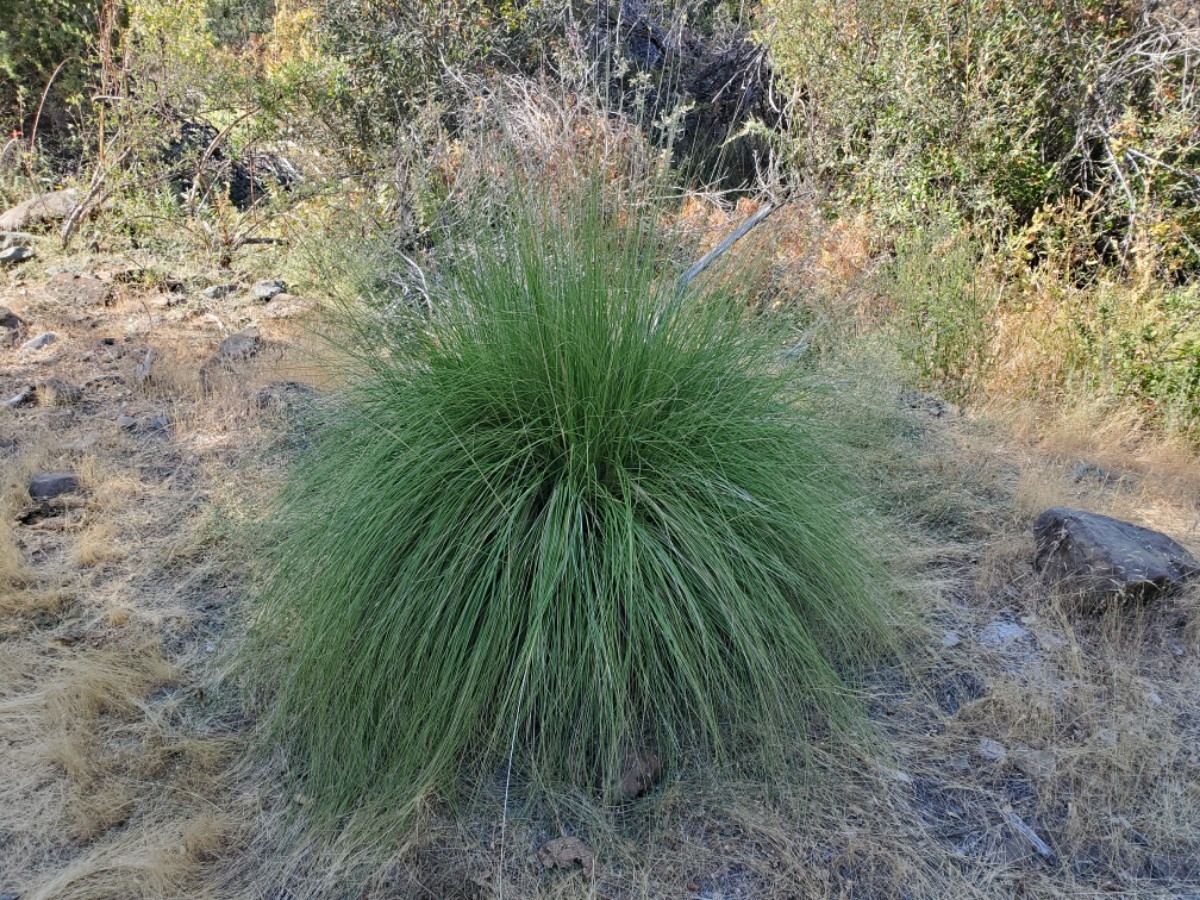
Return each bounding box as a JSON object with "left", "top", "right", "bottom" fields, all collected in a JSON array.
[{"left": 245, "top": 192, "right": 901, "bottom": 838}]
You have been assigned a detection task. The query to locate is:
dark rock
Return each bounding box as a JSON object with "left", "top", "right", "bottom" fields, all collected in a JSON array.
[
  {"left": 165, "top": 121, "right": 298, "bottom": 211},
  {"left": 620, "top": 749, "right": 663, "bottom": 799},
  {"left": 201, "top": 283, "right": 238, "bottom": 300},
  {"left": 45, "top": 273, "right": 112, "bottom": 306},
  {"left": 1, "top": 306, "right": 24, "bottom": 346},
  {"left": 0, "top": 188, "right": 78, "bottom": 231},
  {"left": 218, "top": 326, "right": 261, "bottom": 359},
  {"left": 28, "top": 472, "right": 81, "bottom": 501},
  {"left": 145, "top": 413, "right": 171, "bottom": 432},
  {"left": 0, "top": 245, "right": 34, "bottom": 265},
  {"left": 1034, "top": 507, "right": 1200, "bottom": 603},
  {"left": 200, "top": 327, "right": 262, "bottom": 393},
  {"left": 252, "top": 279, "right": 287, "bottom": 302},
  {"left": 21, "top": 332, "right": 56, "bottom": 351}
]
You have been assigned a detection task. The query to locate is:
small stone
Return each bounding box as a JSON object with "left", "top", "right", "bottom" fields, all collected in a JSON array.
[
  {"left": 145, "top": 414, "right": 171, "bottom": 432},
  {"left": 887, "top": 768, "right": 912, "bottom": 783},
  {"left": 1012, "top": 744, "right": 1057, "bottom": 779},
  {"left": 979, "top": 621, "right": 1030, "bottom": 647},
  {"left": 979, "top": 738, "right": 1007, "bottom": 762},
  {"left": 218, "top": 326, "right": 261, "bottom": 359},
  {"left": 0, "top": 245, "right": 34, "bottom": 265},
  {"left": 1096, "top": 729, "right": 1119, "bottom": 747},
  {"left": 252, "top": 279, "right": 287, "bottom": 302},
  {"left": 1148, "top": 691, "right": 1163, "bottom": 706},
  {"left": 945, "top": 755, "right": 970, "bottom": 772},
  {"left": 201, "top": 283, "right": 238, "bottom": 300},
  {"left": 941, "top": 631, "right": 961, "bottom": 648},
  {"left": 117, "top": 415, "right": 138, "bottom": 430},
  {"left": 28, "top": 472, "right": 81, "bottom": 501},
  {"left": 21, "top": 332, "right": 57, "bottom": 351}
]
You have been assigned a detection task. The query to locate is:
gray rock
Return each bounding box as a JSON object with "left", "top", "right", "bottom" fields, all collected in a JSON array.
[
  {"left": 1011, "top": 744, "right": 1057, "bottom": 779},
  {"left": 28, "top": 472, "right": 80, "bottom": 500},
  {"left": 218, "top": 326, "right": 260, "bottom": 359},
  {"left": 979, "top": 620, "right": 1030, "bottom": 647},
  {"left": 21, "top": 332, "right": 56, "bottom": 351},
  {"left": 252, "top": 279, "right": 287, "bottom": 302},
  {"left": 0, "top": 245, "right": 34, "bottom": 265},
  {"left": 979, "top": 738, "right": 1007, "bottom": 762},
  {"left": 201, "top": 283, "right": 238, "bottom": 300},
  {"left": 117, "top": 415, "right": 138, "bottom": 430},
  {"left": 0, "top": 188, "right": 78, "bottom": 231},
  {"left": 4, "top": 385, "right": 34, "bottom": 408},
  {"left": 1, "top": 231, "right": 37, "bottom": 248},
  {"left": 1034, "top": 507, "right": 1200, "bottom": 603},
  {"left": 941, "top": 631, "right": 962, "bottom": 648}
]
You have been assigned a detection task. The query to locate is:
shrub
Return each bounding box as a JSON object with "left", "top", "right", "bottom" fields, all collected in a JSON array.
[
  {"left": 884, "top": 225, "right": 999, "bottom": 398},
  {"left": 0, "top": 0, "right": 95, "bottom": 153},
  {"left": 759, "top": 0, "right": 1200, "bottom": 274},
  {"left": 243, "top": 185, "right": 901, "bottom": 838}
]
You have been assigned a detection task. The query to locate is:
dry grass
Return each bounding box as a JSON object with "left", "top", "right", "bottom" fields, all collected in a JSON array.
[{"left": 1, "top": 204, "right": 1198, "bottom": 898}]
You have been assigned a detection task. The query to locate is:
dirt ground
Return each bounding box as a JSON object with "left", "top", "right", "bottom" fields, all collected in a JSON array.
[{"left": 2, "top": 237, "right": 1199, "bottom": 898}]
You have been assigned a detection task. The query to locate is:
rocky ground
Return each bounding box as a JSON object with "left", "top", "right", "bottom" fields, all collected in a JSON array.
[{"left": 1, "top": 216, "right": 1199, "bottom": 898}]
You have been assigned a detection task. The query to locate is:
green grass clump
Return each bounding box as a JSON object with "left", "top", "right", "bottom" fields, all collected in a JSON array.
[{"left": 246, "top": 193, "right": 901, "bottom": 836}]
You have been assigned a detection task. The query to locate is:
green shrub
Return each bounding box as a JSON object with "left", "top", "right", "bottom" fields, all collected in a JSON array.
[
  {"left": 243, "top": 186, "right": 901, "bottom": 838},
  {"left": 0, "top": 0, "right": 95, "bottom": 142},
  {"left": 759, "top": 0, "right": 1199, "bottom": 273},
  {"left": 884, "top": 225, "right": 999, "bottom": 398}
]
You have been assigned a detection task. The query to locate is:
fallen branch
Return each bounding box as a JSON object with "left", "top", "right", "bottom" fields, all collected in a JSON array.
[{"left": 1003, "top": 808, "right": 1057, "bottom": 862}]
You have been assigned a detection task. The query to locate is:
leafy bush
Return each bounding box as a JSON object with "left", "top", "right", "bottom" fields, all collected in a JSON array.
[
  {"left": 0, "top": 0, "right": 95, "bottom": 145},
  {"left": 884, "top": 226, "right": 999, "bottom": 398},
  {"left": 759, "top": 0, "right": 1199, "bottom": 273},
  {"left": 243, "top": 186, "right": 900, "bottom": 837}
]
